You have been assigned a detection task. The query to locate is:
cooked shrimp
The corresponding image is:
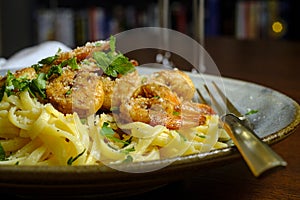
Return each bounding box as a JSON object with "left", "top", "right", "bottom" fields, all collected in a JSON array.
[
  {"left": 147, "top": 101, "right": 215, "bottom": 130},
  {"left": 180, "top": 101, "right": 215, "bottom": 127},
  {"left": 149, "top": 69, "right": 195, "bottom": 101},
  {"left": 46, "top": 69, "right": 104, "bottom": 117},
  {"left": 99, "top": 76, "right": 116, "bottom": 111},
  {"left": 1, "top": 39, "right": 133, "bottom": 116},
  {"left": 119, "top": 82, "right": 181, "bottom": 127},
  {"left": 14, "top": 67, "right": 37, "bottom": 80},
  {"left": 55, "top": 41, "right": 110, "bottom": 64},
  {"left": 117, "top": 79, "right": 215, "bottom": 130},
  {"left": 0, "top": 67, "right": 37, "bottom": 87}
]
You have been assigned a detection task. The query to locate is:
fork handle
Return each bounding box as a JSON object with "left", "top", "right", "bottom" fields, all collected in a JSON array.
[{"left": 221, "top": 114, "right": 287, "bottom": 177}]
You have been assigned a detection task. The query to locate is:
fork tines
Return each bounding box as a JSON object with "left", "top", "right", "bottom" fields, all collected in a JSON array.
[{"left": 197, "top": 81, "right": 242, "bottom": 118}]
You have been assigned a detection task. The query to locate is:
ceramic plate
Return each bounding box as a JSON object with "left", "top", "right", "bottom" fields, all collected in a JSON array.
[{"left": 0, "top": 67, "right": 299, "bottom": 198}]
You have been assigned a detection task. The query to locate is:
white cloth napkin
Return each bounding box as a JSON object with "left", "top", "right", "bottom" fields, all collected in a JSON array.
[{"left": 0, "top": 41, "right": 71, "bottom": 70}]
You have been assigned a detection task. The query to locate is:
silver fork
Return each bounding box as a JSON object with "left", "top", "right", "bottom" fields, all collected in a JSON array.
[{"left": 197, "top": 81, "right": 287, "bottom": 177}]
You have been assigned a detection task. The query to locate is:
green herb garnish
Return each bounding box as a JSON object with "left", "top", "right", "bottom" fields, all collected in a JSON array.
[
  {"left": 196, "top": 133, "right": 206, "bottom": 139},
  {"left": 65, "top": 89, "right": 72, "bottom": 96},
  {"left": 67, "top": 149, "right": 86, "bottom": 165},
  {"left": 38, "top": 54, "right": 59, "bottom": 65},
  {"left": 67, "top": 57, "right": 80, "bottom": 70},
  {"left": 178, "top": 131, "right": 187, "bottom": 141},
  {"left": 46, "top": 65, "right": 63, "bottom": 79},
  {"left": 93, "top": 36, "right": 135, "bottom": 77},
  {"left": 245, "top": 109, "right": 259, "bottom": 116},
  {"left": 32, "top": 53, "right": 59, "bottom": 72},
  {"left": 122, "top": 155, "right": 133, "bottom": 163},
  {"left": 30, "top": 73, "right": 47, "bottom": 98},
  {"left": 173, "top": 111, "right": 180, "bottom": 116},
  {"left": 122, "top": 136, "right": 133, "bottom": 148},
  {"left": 100, "top": 122, "right": 130, "bottom": 145},
  {"left": 110, "top": 106, "right": 119, "bottom": 112},
  {"left": 0, "top": 143, "right": 6, "bottom": 161},
  {"left": 0, "top": 70, "right": 47, "bottom": 101},
  {"left": 121, "top": 147, "right": 135, "bottom": 154}
]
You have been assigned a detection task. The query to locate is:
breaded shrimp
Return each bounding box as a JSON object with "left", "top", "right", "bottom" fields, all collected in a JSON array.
[
  {"left": 0, "top": 67, "right": 37, "bottom": 87},
  {"left": 14, "top": 67, "right": 37, "bottom": 80},
  {"left": 54, "top": 41, "right": 110, "bottom": 64},
  {"left": 116, "top": 78, "right": 215, "bottom": 130},
  {"left": 99, "top": 76, "right": 116, "bottom": 111},
  {"left": 46, "top": 69, "right": 104, "bottom": 117},
  {"left": 149, "top": 69, "right": 196, "bottom": 101},
  {"left": 119, "top": 82, "right": 182, "bottom": 129}
]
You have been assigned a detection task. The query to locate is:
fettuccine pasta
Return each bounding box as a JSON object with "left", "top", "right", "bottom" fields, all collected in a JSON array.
[
  {"left": 0, "top": 37, "right": 231, "bottom": 166},
  {"left": 0, "top": 90, "right": 229, "bottom": 166}
]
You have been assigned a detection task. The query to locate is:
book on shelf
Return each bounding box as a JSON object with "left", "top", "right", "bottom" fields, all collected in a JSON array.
[
  {"left": 35, "top": 0, "right": 293, "bottom": 48},
  {"left": 37, "top": 8, "right": 75, "bottom": 47},
  {"left": 36, "top": 4, "right": 160, "bottom": 47},
  {"left": 235, "top": 0, "right": 289, "bottom": 40}
]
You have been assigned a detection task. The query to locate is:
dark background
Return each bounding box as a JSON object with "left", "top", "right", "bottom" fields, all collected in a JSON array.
[{"left": 0, "top": 0, "right": 300, "bottom": 58}]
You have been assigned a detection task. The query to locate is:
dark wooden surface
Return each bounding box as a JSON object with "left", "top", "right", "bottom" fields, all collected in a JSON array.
[{"left": 128, "top": 37, "right": 300, "bottom": 200}]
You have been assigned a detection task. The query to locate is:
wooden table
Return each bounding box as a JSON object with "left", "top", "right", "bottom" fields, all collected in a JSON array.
[{"left": 128, "top": 37, "right": 300, "bottom": 200}]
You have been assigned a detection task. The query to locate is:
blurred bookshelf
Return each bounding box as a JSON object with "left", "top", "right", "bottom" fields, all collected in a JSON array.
[{"left": 0, "top": 0, "right": 300, "bottom": 58}]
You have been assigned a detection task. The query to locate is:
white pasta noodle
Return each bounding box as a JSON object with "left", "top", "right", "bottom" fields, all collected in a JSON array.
[{"left": 0, "top": 90, "right": 229, "bottom": 166}]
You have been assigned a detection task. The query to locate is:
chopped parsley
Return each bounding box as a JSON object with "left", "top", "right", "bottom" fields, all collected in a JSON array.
[
  {"left": 32, "top": 53, "right": 59, "bottom": 72},
  {"left": 30, "top": 73, "right": 47, "bottom": 98},
  {"left": 100, "top": 122, "right": 130, "bottom": 145},
  {"left": 65, "top": 89, "right": 72, "bottom": 96},
  {"left": 67, "top": 149, "right": 86, "bottom": 165},
  {"left": 38, "top": 54, "right": 59, "bottom": 65},
  {"left": 0, "top": 70, "right": 47, "bottom": 101},
  {"left": 178, "top": 131, "right": 187, "bottom": 141},
  {"left": 110, "top": 106, "right": 119, "bottom": 112},
  {"left": 68, "top": 57, "right": 80, "bottom": 70},
  {"left": 245, "top": 109, "right": 259, "bottom": 116},
  {"left": 0, "top": 143, "right": 6, "bottom": 161},
  {"left": 0, "top": 55, "right": 81, "bottom": 102},
  {"left": 196, "top": 133, "right": 206, "bottom": 139},
  {"left": 45, "top": 65, "right": 63, "bottom": 79},
  {"left": 93, "top": 36, "right": 136, "bottom": 77},
  {"left": 122, "top": 136, "right": 133, "bottom": 148},
  {"left": 32, "top": 48, "right": 79, "bottom": 73},
  {"left": 173, "top": 111, "right": 180, "bottom": 116},
  {"left": 121, "top": 146, "right": 135, "bottom": 154},
  {"left": 5, "top": 71, "right": 31, "bottom": 96},
  {"left": 122, "top": 155, "right": 133, "bottom": 163}
]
